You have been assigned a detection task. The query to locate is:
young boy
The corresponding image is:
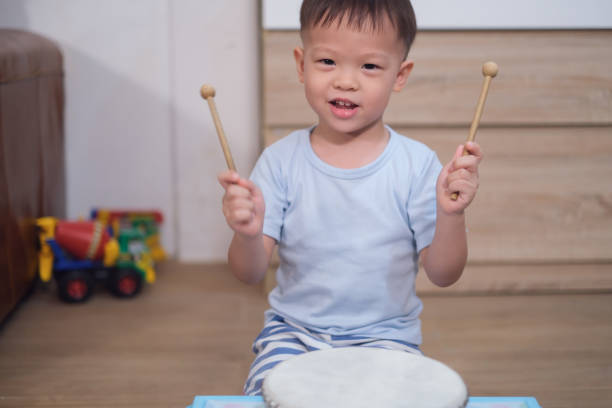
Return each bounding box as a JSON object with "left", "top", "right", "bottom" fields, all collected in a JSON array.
[{"left": 218, "top": 0, "right": 482, "bottom": 396}]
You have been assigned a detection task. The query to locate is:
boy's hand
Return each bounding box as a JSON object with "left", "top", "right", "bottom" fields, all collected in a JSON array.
[
  {"left": 218, "top": 171, "right": 265, "bottom": 238},
  {"left": 436, "top": 142, "right": 483, "bottom": 215}
]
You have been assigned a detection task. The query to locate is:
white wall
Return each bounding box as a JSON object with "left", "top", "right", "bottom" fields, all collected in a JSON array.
[
  {"left": 264, "top": 0, "right": 612, "bottom": 29},
  {"left": 0, "top": 0, "right": 260, "bottom": 262},
  {"left": 171, "top": 1, "right": 260, "bottom": 261}
]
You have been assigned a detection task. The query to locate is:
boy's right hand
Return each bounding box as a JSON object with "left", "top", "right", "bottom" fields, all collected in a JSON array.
[{"left": 218, "top": 171, "right": 265, "bottom": 238}]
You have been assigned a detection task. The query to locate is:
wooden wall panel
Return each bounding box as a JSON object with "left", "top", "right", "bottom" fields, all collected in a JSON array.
[
  {"left": 264, "top": 30, "right": 612, "bottom": 127},
  {"left": 415, "top": 263, "right": 612, "bottom": 295},
  {"left": 406, "top": 126, "right": 612, "bottom": 262}
]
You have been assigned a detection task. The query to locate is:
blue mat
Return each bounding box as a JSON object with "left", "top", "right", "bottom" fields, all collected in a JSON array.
[{"left": 187, "top": 395, "right": 542, "bottom": 408}]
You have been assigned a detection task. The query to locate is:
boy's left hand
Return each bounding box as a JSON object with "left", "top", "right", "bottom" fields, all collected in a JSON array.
[{"left": 437, "top": 141, "right": 483, "bottom": 215}]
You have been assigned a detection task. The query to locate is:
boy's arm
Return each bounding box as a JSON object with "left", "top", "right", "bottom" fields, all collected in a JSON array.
[
  {"left": 419, "top": 213, "right": 467, "bottom": 287},
  {"left": 219, "top": 171, "right": 276, "bottom": 284},
  {"left": 421, "top": 142, "right": 482, "bottom": 287},
  {"left": 228, "top": 233, "right": 276, "bottom": 284}
]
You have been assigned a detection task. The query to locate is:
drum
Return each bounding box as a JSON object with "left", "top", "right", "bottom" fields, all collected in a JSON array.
[{"left": 262, "top": 347, "right": 468, "bottom": 408}]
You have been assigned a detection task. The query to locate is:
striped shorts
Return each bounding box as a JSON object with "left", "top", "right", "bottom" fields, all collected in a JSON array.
[{"left": 243, "top": 314, "right": 421, "bottom": 396}]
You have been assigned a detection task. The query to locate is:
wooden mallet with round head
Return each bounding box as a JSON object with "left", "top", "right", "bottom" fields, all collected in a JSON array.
[
  {"left": 200, "top": 84, "right": 237, "bottom": 172},
  {"left": 451, "top": 61, "right": 498, "bottom": 201}
]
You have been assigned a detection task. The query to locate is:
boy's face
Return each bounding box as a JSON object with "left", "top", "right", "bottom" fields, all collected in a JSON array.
[{"left": 295, "top": 16, "right": 413, "bottom": 138}]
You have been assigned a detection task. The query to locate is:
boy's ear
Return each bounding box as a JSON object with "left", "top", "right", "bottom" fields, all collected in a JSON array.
[
  {"left": 294, "top": 46, "right": 305, "bottom": 83},
  {"left": 393, "top": 60, "right": 414, "bottom": 92}
]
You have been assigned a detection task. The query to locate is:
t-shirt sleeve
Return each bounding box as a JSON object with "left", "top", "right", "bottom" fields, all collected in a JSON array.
[
  {"left": 407, "top": 150, "right": 443, "bottom": 253},
  {"left": 249, "top": 148, "right": 287, "bottom": 243}
]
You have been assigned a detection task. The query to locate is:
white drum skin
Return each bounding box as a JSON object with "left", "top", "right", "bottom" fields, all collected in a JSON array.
[{"left": 262, "top": 347, "right": 468, "bottom": 408}]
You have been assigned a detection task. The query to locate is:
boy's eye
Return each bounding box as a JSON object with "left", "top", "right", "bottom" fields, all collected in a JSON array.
[
  {"left": 319, "top": 59, "right": 335, "bottom": 65},
  {"left": 363, "top": 63, "right": 380, "bottom": 70}
]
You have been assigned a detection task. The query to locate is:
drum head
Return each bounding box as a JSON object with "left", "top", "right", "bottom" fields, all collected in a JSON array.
[{"left": 262, "top": 347, "right": 468, "bottom": 408}]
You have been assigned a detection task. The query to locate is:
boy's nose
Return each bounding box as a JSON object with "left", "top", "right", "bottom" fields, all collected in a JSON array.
[{"left": 333, "top": 70, "right": 358, "bottom": 91}]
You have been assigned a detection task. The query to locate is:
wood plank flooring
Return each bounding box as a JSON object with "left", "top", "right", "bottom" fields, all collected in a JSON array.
[{"left": 0, "top": 261, "right": 611, "bottom": 408}]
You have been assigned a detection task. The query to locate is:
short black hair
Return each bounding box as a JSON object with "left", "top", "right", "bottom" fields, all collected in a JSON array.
[{"left": 299, "top": 0, "right": 417, "bottom": 58}]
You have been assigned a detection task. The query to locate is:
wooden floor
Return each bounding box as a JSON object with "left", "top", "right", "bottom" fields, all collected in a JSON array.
[{"left": 0, "top": 261, "right": 611, "bottom": 408}]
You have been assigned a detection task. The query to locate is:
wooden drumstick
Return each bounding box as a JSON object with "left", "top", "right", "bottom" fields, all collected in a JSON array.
[
  {"left": 200, "top": 84, "right": 237, "bottom": 172},
  {"left": 451, "top": 61, "right": 498, "bottom": 201}
]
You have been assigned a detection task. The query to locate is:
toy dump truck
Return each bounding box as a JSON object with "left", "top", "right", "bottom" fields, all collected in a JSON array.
[
  {"left": 90, "top": 209, "right": 166, "bottom": 261},
  {"left": 36, "top": 217, "right": 156, "bottom": 303}
]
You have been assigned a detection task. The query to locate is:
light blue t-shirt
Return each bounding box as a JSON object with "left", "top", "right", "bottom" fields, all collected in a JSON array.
[{"left": 250, "top": 126, "right": 442, "bottom": 345}]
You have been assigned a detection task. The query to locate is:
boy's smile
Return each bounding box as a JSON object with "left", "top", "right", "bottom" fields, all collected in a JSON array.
[
  {"left": 329, "top": 97, "right": 359, "bottom": 119},
  {"left": 295, "top": 15, "right": 413, "bottom": 142}
]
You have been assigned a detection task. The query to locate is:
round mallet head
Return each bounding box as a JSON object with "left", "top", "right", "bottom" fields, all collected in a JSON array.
[
  {"left": 482, "top": 61, "right": 499, "bottom": 78},
  {"left": 200, "top": 84, "right": 216, "bottom": 99}
]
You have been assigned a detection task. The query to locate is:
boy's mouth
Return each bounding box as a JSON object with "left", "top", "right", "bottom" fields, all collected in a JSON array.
[
  {"left": 330, "top": 98, "right": 358, "bottom": 109},
  {"left": 329, "top": 98, "right": 359, "bottom": 119}
]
